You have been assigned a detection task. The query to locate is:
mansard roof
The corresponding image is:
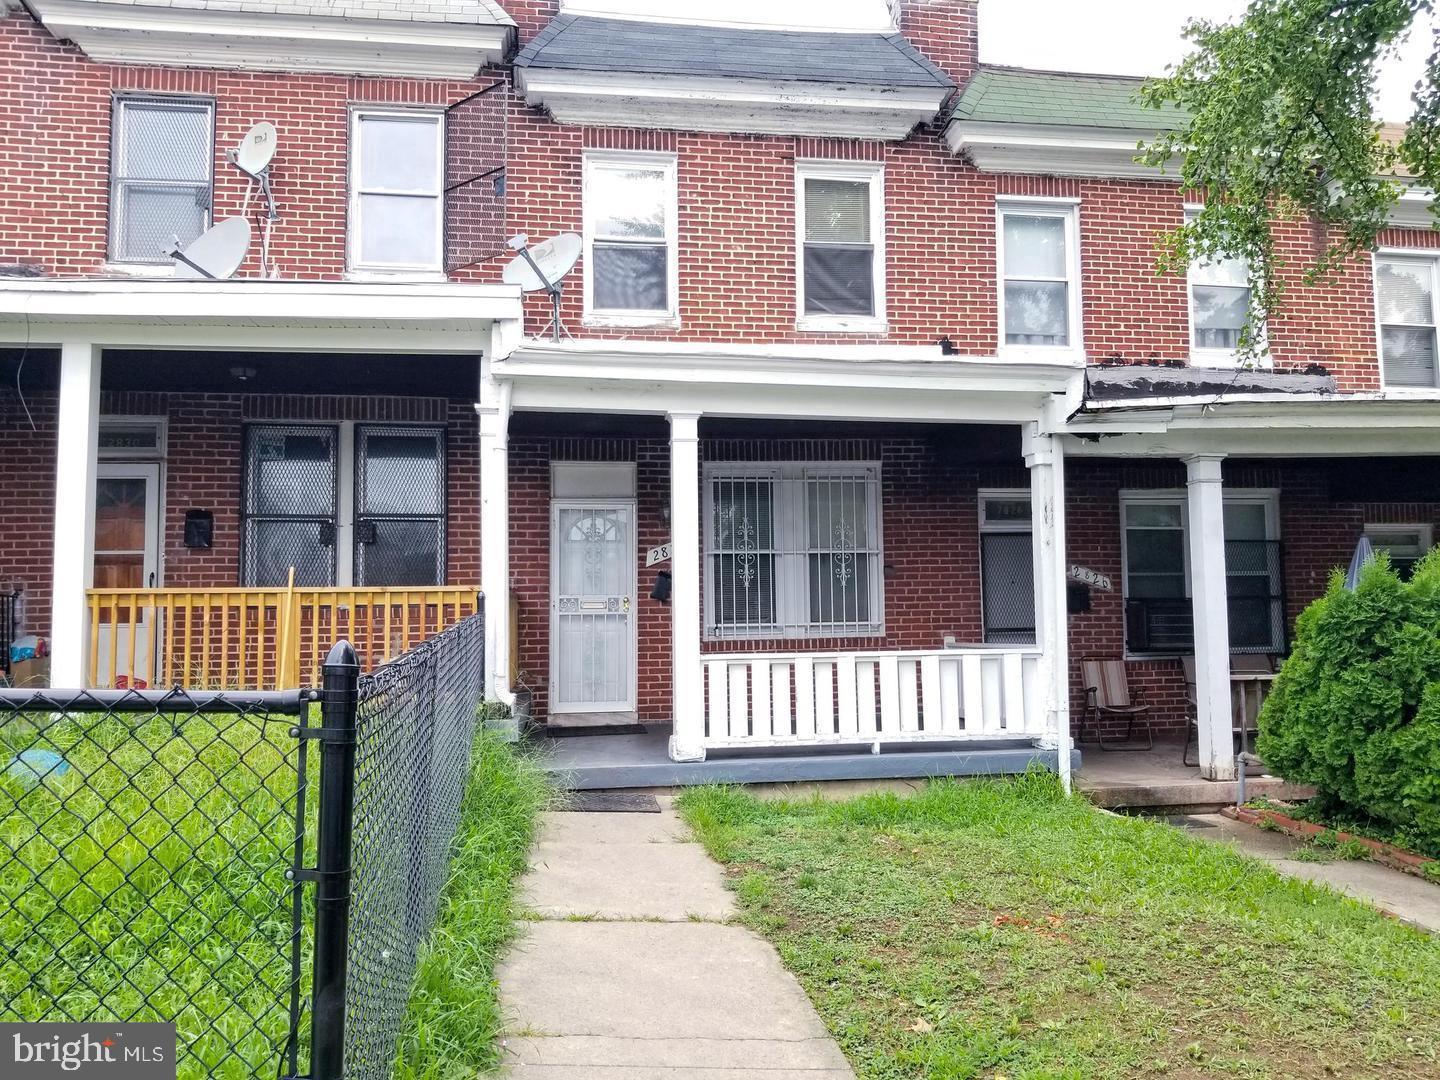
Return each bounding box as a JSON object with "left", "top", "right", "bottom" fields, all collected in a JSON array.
[{"left": 952, "top": 66, "right": 1186, "bottom": 131}]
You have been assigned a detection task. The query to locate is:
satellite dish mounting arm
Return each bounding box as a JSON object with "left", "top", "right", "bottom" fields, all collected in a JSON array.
[
  {"left": 517, "top": 243, "right": 564, "bottom": 344},
  {"left": 169, "top": 241, "right": 218, "bottom": 280}
]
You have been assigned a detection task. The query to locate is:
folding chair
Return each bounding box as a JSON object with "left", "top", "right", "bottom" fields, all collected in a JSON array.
[
  {"left": 1081, "top": 658, "right": 1153, "bottom": 751},
  {"left": 1183, "top": 654, "right": 1274, "bottom": 767}
]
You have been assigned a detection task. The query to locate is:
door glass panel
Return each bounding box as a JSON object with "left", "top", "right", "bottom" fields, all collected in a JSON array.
[
  {"left": 982, "top": 531, "right": 1036, "bottom": 644},
  {"left": 94, "top": 478, "right": 149, "bottom": 590}
]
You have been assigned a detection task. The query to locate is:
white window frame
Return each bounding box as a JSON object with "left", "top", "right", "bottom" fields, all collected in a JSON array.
[
  {"left": 1118, "top": 489, "right": 1282, "bottom": 658},
  {"left": 978, "top": 489, "right": 1035, "bottom": 645},
  {"left": 1185, "top": 204, "right": 1268, "bottom": 368},
  {"left": 996, "top": 196, "right": 1082, "bottom": 359},
  {"left": 109, "top": 94, "right": 215, "bottom": 266},
  {"left": 1363, "top": 523, "right": 1435, "bottom": 571},
  {"left": 702, "top": 461, "right": 885, "bottom": 641},
  {"left": 348, "top": 107, "right": 445, "bottom": 277},
  {"left": 1372, "top": 249, "right": 1440, "bottom": 394},
  {"left": 795, "top": 160, "right": 887, "bottom": 334},
  {"left": 582, "top": 150, "right": 680, "bottom": 326}
]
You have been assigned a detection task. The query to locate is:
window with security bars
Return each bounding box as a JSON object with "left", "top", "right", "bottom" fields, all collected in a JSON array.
[
  {"left": 1187, "top": 208, "right": 1253, "bottom": 357},
  {"left": 110, "top": 95, "right": 214, "bottom": 263},
  {"left": 355, "top": 426, "right": 445, "bottom": 586},
  {"left": 584, "top": 153, "right": 676, "bottom": 316},
  {"left": 1375, "top": 256, "right": 1440, "bottom": 388},
  {"left": 705, "top": 464, "right": 883, "bottom": 639},
  {"left": 244, "top": 425, "right": 339, "bottom": 587},
  {"left": 979, "top": 492, "right": 1036, "bottom": 644},
  {"left": 799, "top": 166, "right": 883, "bottom": 321},
  {"left": 999, "top": 204, "right": 1075, "bottom": 347},
  {"left": 351, "top": 109, "right": 444, "bottom": 272}
]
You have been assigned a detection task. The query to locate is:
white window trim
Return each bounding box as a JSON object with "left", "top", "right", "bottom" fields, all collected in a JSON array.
[
  {"left": 795, "top": 160, "right": 887, "bottom": 335},
  {"left": 978, "top": 489, "right": 1035, "bottom": 645},
  {"left": 97, "top": 416, "right": 168, "bottom": 461},
  {"left": 1184, "top": 204, "right": 1269, "bottom": 369},
  {"left": 109, "top": 94, "right": 215, "bottom": 266},
  {"left": 1373, "top": 248, "right": 1440, "bottom": 395},
  {"left": 581, "top": 149, "right": 680, "bottom": 327},
  {"left": 1118, "top": 488, "right": 1281, "bottom": 659},
  {"left": 702, "top": 461, "right": 885, "bottom": 641},
  {"left": 1363, "top": 523, "right": 1435, "bottom": 563},
  {"left": 996, "top": 196, "right": 1083, "bottom": 361},
  {"left": 347, "top": 106, "right": 445, "bottom": 276}
]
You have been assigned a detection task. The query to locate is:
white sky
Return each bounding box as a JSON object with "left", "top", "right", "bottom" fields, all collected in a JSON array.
[{"left": 567, "top": 0, "right": 1435, "bottom": 122}]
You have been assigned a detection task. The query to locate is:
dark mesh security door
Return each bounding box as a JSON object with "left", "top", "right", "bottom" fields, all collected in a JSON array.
[
  {"left": 355, "top": 426, "right": 445, "bottom": 586},
  {"left": 243, "top": 425, "right": 338, "bottom": 587}
]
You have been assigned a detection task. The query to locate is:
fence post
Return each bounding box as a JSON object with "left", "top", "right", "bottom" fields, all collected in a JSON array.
[{"left": 311, "top": 640, "right": 359, "bottom": 1080}]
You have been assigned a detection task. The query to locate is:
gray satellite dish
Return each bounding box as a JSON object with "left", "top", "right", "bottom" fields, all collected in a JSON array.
[
  {"left": 170, "top": 216, "right": 252, "bottom": 279},
  {"left": 234, "top": 121, "right": 278, "bottom": 177},
  {"left": 502, "top": 233, "right": 582, "bottom": 292}
]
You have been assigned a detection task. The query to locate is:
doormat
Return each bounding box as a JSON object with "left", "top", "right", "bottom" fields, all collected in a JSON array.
[{"left": 561, "top": 792, "right": 662, "bottom": 813}]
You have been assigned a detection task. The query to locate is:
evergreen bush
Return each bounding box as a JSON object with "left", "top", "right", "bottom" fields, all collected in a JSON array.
[{"left": 1258, "top": 548, "right": 1440, "bottom": 854}]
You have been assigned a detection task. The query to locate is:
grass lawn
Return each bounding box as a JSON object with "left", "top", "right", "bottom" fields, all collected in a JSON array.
[{"left": 679, "top": 773, "right": 1440, "bottom": 1080}]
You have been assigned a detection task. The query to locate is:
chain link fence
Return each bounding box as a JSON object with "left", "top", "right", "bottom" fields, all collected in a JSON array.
[{"left": 1, "top": 603, "right": 488, "bottom": 1080}]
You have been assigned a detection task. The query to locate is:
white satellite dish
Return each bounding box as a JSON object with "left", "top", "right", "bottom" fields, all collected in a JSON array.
[
  {"left": 170, "top": 216, "right": 252, "bottom": 280},
  {"left": 234, "top": 121, "right": 278, "bottom": 178},
  {"left": 502, "top": 233, "right": 581, "bottom": 292}
]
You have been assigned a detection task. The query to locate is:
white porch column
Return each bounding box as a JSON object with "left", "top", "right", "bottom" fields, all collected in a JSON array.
[
  {"left": 1185, "top": 453, "right": 1235, "bottom": 781},
  {"left": 477, "top": 379, "right": 513, "bottom": 706},
  {"left": 668, "top": 411, "right": 705, "bottom": 762},
  {"left": 50, "top": 342, "right": 102, "bottom": 688},
  {"left": 1024, "top": 424, "right": 1072, "bottom": 792}
]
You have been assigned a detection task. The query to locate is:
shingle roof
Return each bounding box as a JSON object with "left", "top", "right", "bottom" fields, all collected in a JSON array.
[
  {"left": 75, "top": 0, "right": 514, "bottom": 26},
  {"left": 514, "top": 14, "right": 953, "bottom": 89},
  {"left": 952, "top": 66, "right": 1187, "bottom": 129}
]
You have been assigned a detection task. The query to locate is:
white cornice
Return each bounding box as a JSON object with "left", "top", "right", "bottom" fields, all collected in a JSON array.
[
  {"left": 945, "top": 120, "right": 1174, "bottom": 180},
  {"left": 514, "top": 68, "right": 949, "bottom": 140},
  {"left": 28, "top": 0, "right": 513, "bottom": 78}
]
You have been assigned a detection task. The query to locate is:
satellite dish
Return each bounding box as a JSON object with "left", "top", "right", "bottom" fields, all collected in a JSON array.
[
  {"left": 502, "top": 233, "right": 581, "bottom": 292},
  {"left": 171, "top": 216, "right": 252, "bottom": 280},
  {"left": 234, "top": 121, "right": 278, "bottom": 177}
]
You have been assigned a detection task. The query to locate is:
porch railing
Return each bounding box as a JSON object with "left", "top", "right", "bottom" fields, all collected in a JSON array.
[
  {"left": 85, "top": 584, "right": 481, "bottom": 690},
  {"left": 702, "top": 646, "right": 1046, "bottom": 751}
]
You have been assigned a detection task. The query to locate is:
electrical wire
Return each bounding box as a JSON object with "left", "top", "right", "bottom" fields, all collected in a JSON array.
[{"left": 14, "top": 310, "right": 35, "bottom": 432}]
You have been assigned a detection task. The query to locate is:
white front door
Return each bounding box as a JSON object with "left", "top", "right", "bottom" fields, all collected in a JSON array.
[
  {"left": 93, "top": 463, "right": 161, "bottom": 688},
  {"left": 550, "top": 500, "right": 636, "bottom": 722}
]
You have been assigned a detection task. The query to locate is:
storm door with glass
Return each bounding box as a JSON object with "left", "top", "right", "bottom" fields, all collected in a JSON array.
[
  {"left": 93, "top": 463, "right": 161, "bottom": 686},
  {"left": 550, "top": 500, "right": 636, "bottom": 719}
]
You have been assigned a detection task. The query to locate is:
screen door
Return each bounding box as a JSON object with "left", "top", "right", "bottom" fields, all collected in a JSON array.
[
  {"left": 550, "top": 500, "right": 636, "bottom": 717},
  {"left": 93, "top": 463, "right": 161, "bottom": 687}
]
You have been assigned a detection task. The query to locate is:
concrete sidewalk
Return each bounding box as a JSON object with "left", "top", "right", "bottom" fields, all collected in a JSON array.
[
  {"left": 1178, "top": 813, "right": 1440, "bottom": 933},
  {"left": 493, "top": 800, "right": 854, "bottom": 1079}
]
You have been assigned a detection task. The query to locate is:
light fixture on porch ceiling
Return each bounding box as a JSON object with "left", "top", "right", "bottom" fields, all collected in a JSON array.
[{"left": 229, "top": 365, "right": 258, "bottom": 382}]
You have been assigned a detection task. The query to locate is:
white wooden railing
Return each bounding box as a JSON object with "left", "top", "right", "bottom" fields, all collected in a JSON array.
[{"left": 701, "top": 646, "right": 1048, "bottom": 750}]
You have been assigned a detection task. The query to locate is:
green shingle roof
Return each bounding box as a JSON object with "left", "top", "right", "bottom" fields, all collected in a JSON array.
[{"left": 952, "top": 66, "right": 1188, "bottom": 130}]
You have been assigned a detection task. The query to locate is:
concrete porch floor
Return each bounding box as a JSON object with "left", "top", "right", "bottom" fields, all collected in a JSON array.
[
  {"left": 1075, "top": 738, "right": 1315, "bottom": 811},
  {"left": 533, "top": 724, "right": 1079, "bottom": 791}
]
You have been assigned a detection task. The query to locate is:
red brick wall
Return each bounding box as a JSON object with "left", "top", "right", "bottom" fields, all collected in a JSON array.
[{"left": 0, "top": 390, "right": 479, "bottom": 642}]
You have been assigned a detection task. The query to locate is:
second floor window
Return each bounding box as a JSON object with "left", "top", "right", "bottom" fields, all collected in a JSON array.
[
  {"left": 998, "top": 202, "right": 1078, "bottom": 350},
  {"left": 798, "top": 164, "right": 884, "bottom": 326},
  {"left": 1187, "top": 208, "right": 1253, "bottom": 361},
  {"left": 350, "top": 109, "right": 443, "bottom": 274},
  {"left": 1375, "top": 255, "right": 1439, "bottom": 389},
  {"left": 110, "top": 96, "right": 214, "bottom": 264},
  {"left": 583, "top": 152, "right": 677, "bottom": 320}
]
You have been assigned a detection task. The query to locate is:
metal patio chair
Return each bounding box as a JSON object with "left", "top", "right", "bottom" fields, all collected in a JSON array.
[
  {"left": 1182, "top": 653, "right": 1274, "bottom": 767},
  {"left": 1080, "top": 658, "right": 1153, "bottom": 751}
]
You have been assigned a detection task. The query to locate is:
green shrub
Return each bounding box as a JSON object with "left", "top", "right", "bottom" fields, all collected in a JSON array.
[{"left": 1258, "top": 548, "right": 1440, "bottom": 856}]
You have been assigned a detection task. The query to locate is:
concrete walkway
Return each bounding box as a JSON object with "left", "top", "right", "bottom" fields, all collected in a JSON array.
[
  {"left": 494, "top": 800, "right": 855, "bottom": 1079},
  {"left": 1179, "top": 813, "right": 1440, "bottom": 933}
]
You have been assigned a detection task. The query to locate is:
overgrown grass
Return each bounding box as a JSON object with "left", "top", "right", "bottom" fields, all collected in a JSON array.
[
  {"left": 391, "top": 726, "right": 548, "bottom": 1080},
  {"left": 679, "top": 772, "right": 1440, "bottom": 1080}
]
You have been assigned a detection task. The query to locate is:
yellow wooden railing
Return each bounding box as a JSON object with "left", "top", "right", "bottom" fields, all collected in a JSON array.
[{"left": 86, "top": 576, "right": 481, "bottom": 690}]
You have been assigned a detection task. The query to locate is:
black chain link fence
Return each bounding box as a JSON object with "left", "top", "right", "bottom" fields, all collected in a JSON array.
[{"left": 1, "top": 603, "right": 488, "bottom": 1080}]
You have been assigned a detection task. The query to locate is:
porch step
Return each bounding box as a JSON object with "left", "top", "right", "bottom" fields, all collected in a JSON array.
[
  {"left": 532, "top": 727, "right": 1079, "bottom": 791},
  {"left": 1075, "top": 740, "right": 1315, "bottom": 811}
]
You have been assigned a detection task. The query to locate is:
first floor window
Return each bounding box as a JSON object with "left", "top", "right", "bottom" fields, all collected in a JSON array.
[
  {"left": 350, "top": 109, "right": 443, "bottom": 272},
  {"left": 998, "top": 202, "right": 1077, "bottom": 348},
  {"left": 705, "top": 464, "right": 882, "bottom": 639},
  {"left": 1121, "top": 493, "right": 1284, "bottom": 655},
  {"left": 244, "top": 425, "right": 339, "bottom": 587},
  {"left": 979, "top": 491, "right": 1035, "bottom": 644},
  {"left": 584, "top": 152, "right": 676, "bottom": 317},
  {"left": 1364, "top": 524, "right": 1435, "bottom": 579},
  {"left": 1375, "top": 256, "right": 1439, "bottom": 388},
  {"left": 798, "top": 163, "right": 884, "bottom": 322},
  {"left": 110, "top": 95, "right": 214, "bottom": 263}
]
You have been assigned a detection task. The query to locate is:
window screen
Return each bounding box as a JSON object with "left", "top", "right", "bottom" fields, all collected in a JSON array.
[
  {"left": 355, "top": 426, "right": 445, "bottom": 586},
  {"left": 587, "top": 162, "right": 672, "bottom": 313},
  {"left": 1002, "top": 213, "right": 1070, "bottom": 346},
  {"left": 352, "top": 112, "right": 443, "bottom": 271},
  {"left": 243, "top": 425, "right": 338, "bottom": 587},
  {"left": 802, "top": 176, "right": 876, "bottom": 317},
  {"left": 110, "top": 96, "right": 213, "bottom": 263},
  {"left": 1376, "top": 258, "right": 1439, "bottom": 388}
]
